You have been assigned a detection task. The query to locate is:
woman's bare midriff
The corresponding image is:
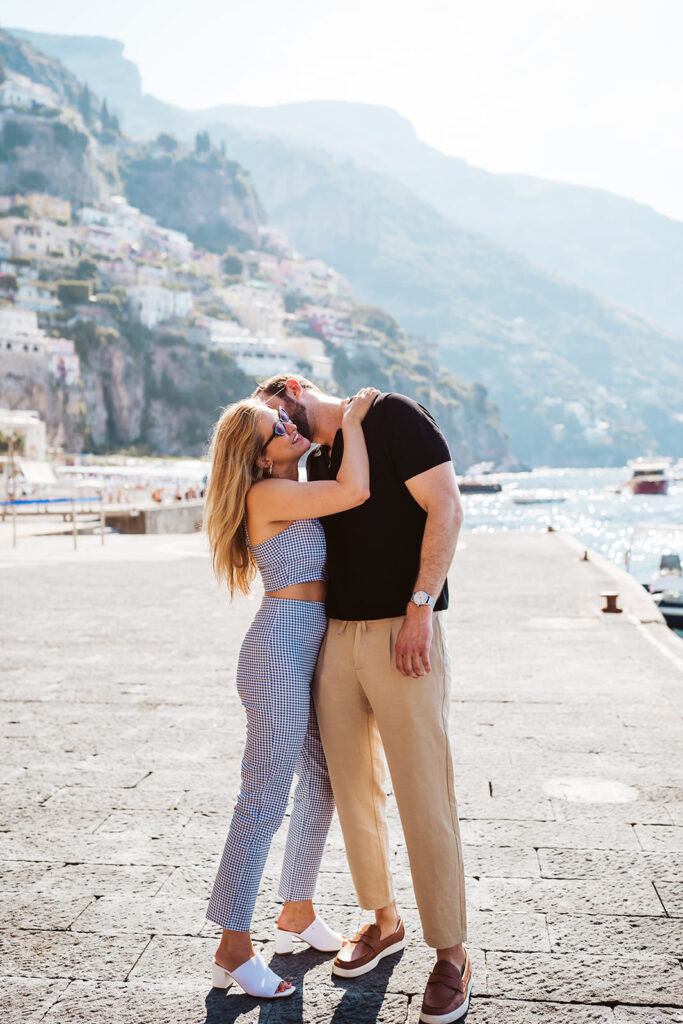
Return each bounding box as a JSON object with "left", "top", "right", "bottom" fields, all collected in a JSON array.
[{"left": 265, "top": 581, "right": 327, "bottom": 602}]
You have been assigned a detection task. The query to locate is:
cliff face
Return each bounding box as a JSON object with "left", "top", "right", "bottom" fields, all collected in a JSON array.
[
  {"left": 0, "top": 29, "right": 82, "bottom": 107},
  {"left": 121, "top": 147, "right": 265, "bottom": 252},
  {"left": 328, "top": 310, "right": 510, "bottom": 470},
  {"left": 142, "top": 333, "right": 252, "bottom": 454},
  {"left": 0, "top": 111, "right": 109, "bottom": 203},
  {"left": 62, "top": 322, "right": 252, "bottom": 455},
  {"left": 0, "top": 27, "right": 512, "bottom": 467}
]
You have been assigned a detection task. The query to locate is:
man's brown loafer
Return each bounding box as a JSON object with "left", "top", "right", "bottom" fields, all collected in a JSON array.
[
  {"left": 331, "top": 918, "right": 405, "bottom": 978},
  {"left": 419, "top": 951, "right": 472, "bottom": 1023}
]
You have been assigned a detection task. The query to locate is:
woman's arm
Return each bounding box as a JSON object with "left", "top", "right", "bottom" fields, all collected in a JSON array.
[{"left": 249, "top": 388, "right": 376, "bottom": 523}]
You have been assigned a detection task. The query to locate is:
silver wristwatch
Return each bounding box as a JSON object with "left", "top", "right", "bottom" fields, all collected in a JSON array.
[{"left": 410, "top": 590, "right": 436, "bottom": 609}]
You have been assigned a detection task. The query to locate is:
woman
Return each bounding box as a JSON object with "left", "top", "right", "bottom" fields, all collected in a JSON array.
[{"left": 204, "top": 386, "right": 378, "bottom": 999}]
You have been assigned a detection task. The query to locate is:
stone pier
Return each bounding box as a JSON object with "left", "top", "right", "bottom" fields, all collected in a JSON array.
[{"left": 1, "top": 528, "right": 681, "bottom": 1022}]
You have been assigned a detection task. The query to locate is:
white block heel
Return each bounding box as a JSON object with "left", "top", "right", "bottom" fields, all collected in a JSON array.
[
  {"left": 212, "top": 962, "right": 232, "bottom": 989},
  {"left": 211, "top": 954, "right": 294, "bottom": 999},
  {"left": 274, "top": 914, "right": 346, "bottom": 954},
  {"left": 274, "top": 928, "right": 295, "bottom": 954}
]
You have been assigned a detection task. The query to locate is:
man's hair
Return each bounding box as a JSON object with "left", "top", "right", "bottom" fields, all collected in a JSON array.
[{"left": 252, "top": 373, "right": 319, "bottom": 399}]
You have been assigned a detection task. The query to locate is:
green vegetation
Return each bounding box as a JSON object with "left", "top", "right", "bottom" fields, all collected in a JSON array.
[
  {"left": 3, "top": 120, "right": 32, "bottom": 149},
  {"left": 75, "top": 258, "right": 99, "bottom": 280},
  {"left": 57, "top": 279, "right": 92, "bottom": 305},
  {"left": 195, "top": 131, "right": 211, "bottom": 153},
  {"left": 53, "top": 121, "right": 88, "bottom": 153},
  {"left": 67, "top": 320, "right": 119, "bottom": 365},
  {"left": 190, "top": 220, "right": 251, "bottom": 254},
  {"left": 77, "top": 83, "right": 92, "bottom": 125},
  {"left": 121, "top": 141, "right": 264, "bottom": 256},
  {"left": 18, "top": 169, "right": 47, "bottom": 191},
  {"left": 0, "top": 430, "right": 24, "bottom": 454},
  {"left": 155, "top": 132, "right": 178, "bottom": 152},
  {"left": 221, "top": 251, "right": 244, "bottom": 276}
]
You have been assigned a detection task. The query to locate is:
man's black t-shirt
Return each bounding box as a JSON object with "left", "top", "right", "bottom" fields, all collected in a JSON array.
[{"left": 306, "top": 392, "right": 452, "bottom": 621}]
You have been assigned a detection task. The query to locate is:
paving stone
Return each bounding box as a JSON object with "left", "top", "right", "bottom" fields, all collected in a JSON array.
[
  {"left": 0, "top": 931, "right": 150, "bottom": 980},
  {"left": 274, "top": 986, "right": 409, "bottom": 1024},
  {"left": 480, "top": 876, "right": 664, "bottom": 916},
  {"left": 384, "top": 941, "right": 487, "bottom": 999},
  {"left": 0, "top": 977, "right": 70, "bottom": 1024},
  {"left": 0, "top": 862, "right": 56, "bottom": 893},
  {"left": 94, "top": 810, "right": 193, "bottom": 838},
  {"left": 538, "top": 849, "right": 683, "bottom": 882},
  {"left": 128, "top": 934, "right": 219, "bottom": 979},
  {"left": 548, "top": 913, "right": 683, "bottom": 953},
  {"left": 634, "top": 826, "right": 683, "bottom": 852},
  {"left": 654, "top": 881, "right": 683, "bottom": 917},
  {"left": 461, "top": 819, "right": 639, "bottom": 849},
  {"left": 33, "top": 864, "right": 173, "bottom": 897},
  {"left": 71, "top": 895, "right": 208, "bottom": 936},
  {"left": 2, "top": 807, "right": 110, "bottom": 832},
  {"left": 613, "top": 1009, "right": 683, "bottom": 1023},
  {"left": 461, "top": 845, "right": 541, "bottom": 878},
  {"left": 0, "top": 894, "right": 94, "bottom": 931},
  {"left": 0, "top": 831, "right": 207, "bottom": 866},
  {"left": 463, "top": 910, "right": 549, "bottom": 952},
  {"left": 4, "top": 530, "right": 683, "bottom": 1020},
  {"left": 551, "top": 799, "right": 674, "bottom": 825},
  {"left": 40, "top": 980, "right": 271, "bottom": 1024},
  {"left": 43, "top": 787, "right": 185, "bottom": 812},
  {"left": 154, "top": 864, "right": 218, "bottom": 899},
  {"left": 414, "top": 998, "right": 615, "bottom": 1023},
  {"left": 487, "top": 951, "right": 682, "bottom": 1004},
  {"left": 458, "top": 796, "right": 556, "bottom": 821}
]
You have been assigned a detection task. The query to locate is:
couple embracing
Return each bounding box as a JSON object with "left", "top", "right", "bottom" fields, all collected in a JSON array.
[{"left": 204, "top": 375, "right": 471, "bottom": 1023}]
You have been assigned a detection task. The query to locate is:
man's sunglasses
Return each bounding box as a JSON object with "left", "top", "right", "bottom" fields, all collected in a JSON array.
[{"left": 263, "top": 406, "right": 291, "bottom": 450}]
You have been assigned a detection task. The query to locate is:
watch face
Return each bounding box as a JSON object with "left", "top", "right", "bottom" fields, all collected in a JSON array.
[{"left": 413, "top": 591, "right": 429, "bottom": 605}]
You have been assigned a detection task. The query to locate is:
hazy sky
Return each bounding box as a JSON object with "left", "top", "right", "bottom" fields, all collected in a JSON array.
[{"left": 3, "top": 0, "right": 682, "bottom": 220}]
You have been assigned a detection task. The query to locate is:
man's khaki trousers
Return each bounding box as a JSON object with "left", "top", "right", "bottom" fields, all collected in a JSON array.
[{"left": 312, "top": 613, "right": 467, "bottom": 948}]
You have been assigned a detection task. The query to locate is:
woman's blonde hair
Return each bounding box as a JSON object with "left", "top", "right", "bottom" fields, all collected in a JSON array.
[{"left": 204, "top": 398, "right": 270, "bottom": 598}]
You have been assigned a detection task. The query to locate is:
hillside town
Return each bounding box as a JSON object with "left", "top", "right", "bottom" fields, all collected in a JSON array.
[{"left": 0, "top": 181, "right": 363, "bottom": 407}]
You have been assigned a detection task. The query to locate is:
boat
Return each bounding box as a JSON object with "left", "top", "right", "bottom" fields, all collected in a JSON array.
[
  {"left": 647, "top": 552, "right": 683, "bottom": 627},
  {"left": 459, "top": 478, "right": 502, "bottom": 495},
  {"left": 673, "top": 458, "right": 683, "bottom": 482},
  {"left": 622, "top": 458, "right": 671, "bottom": 495}
]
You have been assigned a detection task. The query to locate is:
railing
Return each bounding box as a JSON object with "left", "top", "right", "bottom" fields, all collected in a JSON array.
[{"left": 1, "top": 493, "right": 105, "bottom": 549}]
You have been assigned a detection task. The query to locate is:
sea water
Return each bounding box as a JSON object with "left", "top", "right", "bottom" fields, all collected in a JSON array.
[{"left": 461, "top": 466, "right": 683, "bottom": 637}]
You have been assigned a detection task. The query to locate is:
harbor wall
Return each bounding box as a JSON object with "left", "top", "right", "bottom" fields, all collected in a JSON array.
[{"left": 105, "top": 500, "right": 203, "bottom": 534}]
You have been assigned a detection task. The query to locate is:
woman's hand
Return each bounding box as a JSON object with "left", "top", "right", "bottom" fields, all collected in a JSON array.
[{"left": 342, "top": 387, "right": 379, "bottom": 425}]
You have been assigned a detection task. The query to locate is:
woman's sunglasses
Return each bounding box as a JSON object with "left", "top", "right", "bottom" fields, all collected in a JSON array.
[{"left": 263, "top": 406, "right": 291, "bottom": 450}]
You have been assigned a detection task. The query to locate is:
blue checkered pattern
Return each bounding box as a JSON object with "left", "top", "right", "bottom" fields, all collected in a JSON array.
[
  {"left": 206, "top": 591, "right": 333, "bottom": 931},
  {"left": 245, "top": 518, "right": 328, "bottom": 593}
]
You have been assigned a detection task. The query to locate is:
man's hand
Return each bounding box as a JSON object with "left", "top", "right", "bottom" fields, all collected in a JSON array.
[{"left": 395, "top": 604, "right": 433, "bottom": 677}]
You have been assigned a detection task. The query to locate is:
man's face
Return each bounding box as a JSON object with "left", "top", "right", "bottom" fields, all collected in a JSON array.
[{"left": 260, "top": 388, "right": 314, "bottom": 442}]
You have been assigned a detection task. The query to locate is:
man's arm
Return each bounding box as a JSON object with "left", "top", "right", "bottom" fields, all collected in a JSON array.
[{"left": 394, "top": 461, "right": 464, "bottom": 678}]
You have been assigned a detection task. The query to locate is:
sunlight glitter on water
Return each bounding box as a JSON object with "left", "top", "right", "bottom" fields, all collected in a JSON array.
[{"left": 462, "top": 467, "right": 683, "bottom": 586}]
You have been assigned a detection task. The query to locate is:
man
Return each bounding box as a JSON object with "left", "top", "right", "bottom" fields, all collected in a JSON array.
[{"left": 255, "top": 374, "right": 471, "bottom": 1023}]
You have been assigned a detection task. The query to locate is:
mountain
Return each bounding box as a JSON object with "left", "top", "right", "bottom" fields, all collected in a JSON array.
[
  {"left": 192, "top": 100, "right": 683, "bottom": 339},
  {"left": 201, "top": 129, "right": 678, "bottom": 465},
  {"left": 0, "top": 28, "right": 509, "bottom": 466},
  {"left": 13, "top": 30, "right": 683, "bottom": 338},
  {"left": 7, "top": 28, "right": 683, "bottom": 465}
]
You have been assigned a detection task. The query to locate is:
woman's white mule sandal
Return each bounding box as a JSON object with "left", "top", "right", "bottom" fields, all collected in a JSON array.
[
  {"left": 212, "top": 954, "right": 294, "bottom": 998},
  {"left": 274, "top": 914, "right": 346, "bottom": 954}
]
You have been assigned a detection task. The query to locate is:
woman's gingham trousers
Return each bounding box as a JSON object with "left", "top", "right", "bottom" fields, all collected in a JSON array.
[{"left": 206, "top": 597, "right": 333, "bottom": 931}]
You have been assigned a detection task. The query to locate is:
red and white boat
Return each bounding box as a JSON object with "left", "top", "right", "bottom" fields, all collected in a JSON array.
[{"left": 623, "top": 458, "right": 671, "bottom": 495}]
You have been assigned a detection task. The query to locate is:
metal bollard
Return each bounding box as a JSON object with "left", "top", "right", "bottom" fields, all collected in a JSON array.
[{"left": 600, "top": 591, "right": 622, "bottom": 614}]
